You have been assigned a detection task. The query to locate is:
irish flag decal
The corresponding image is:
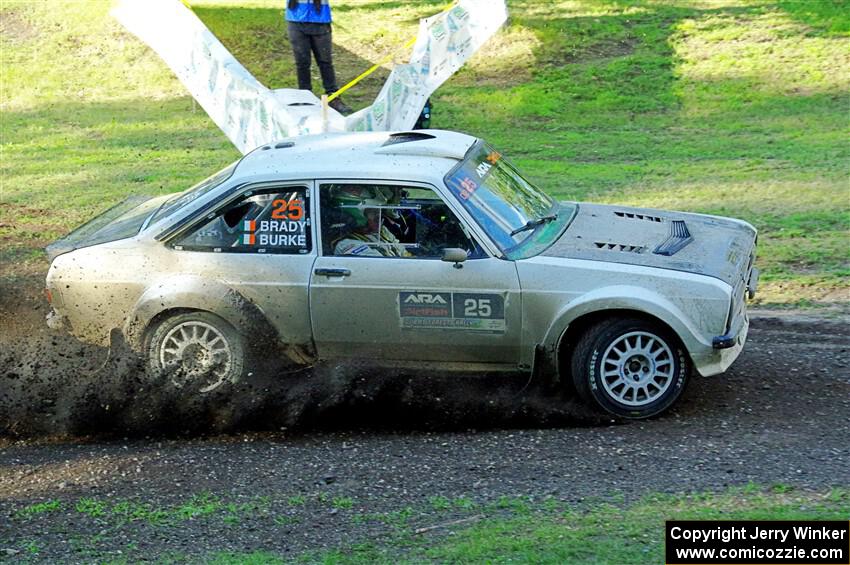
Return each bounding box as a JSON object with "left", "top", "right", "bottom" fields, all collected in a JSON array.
[{"left": 242, "top": 219, "right": 256, "bottom": 245}]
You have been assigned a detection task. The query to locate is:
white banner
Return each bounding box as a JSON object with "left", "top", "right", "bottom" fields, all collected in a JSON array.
[
  {"left": 111, "top": 0, "right": 507, "bottom": 154},
  {"left": 346, "top": 0, "right": 508, "bottom": 132}
]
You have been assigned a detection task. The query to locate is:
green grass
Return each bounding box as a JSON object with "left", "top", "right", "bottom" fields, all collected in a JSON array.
[
  {"left": 332, "top": 496, "right": 355, "bottom": 510},
  {"left": 13, "top": 492, "right": 278, "bottom": 529},
  {"left": 332, "top": 486, "right": 850, "bottom": 564},
  {"left": 1, "top": 0, "right": 847, "bottom": 304},
  {"left": 14, "top": 499, "right": 62, "bottom": 519},
  {"left": 7, "top": 485, "right": 849, "bottom": 563},
  {"left": 417, "top": 488, "right": 850, "bottom": 565},
  {"left": 210, "top": 485, "right": 850, "bottom": 564},
  {"left": 75, "top": 497, "right": 107, "bottom": 518}
]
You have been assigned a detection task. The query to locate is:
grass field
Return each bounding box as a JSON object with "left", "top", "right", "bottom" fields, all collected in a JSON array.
[
  {"left": 8, "top": 484, "right": 849, "bottom": 563},
  {"left": 1, "top": 0, "right": 848, "bottom": 303}
]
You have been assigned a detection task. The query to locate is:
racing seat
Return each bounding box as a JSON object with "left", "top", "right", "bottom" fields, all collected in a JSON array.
[{"left": 320, "top": 206, "right": 357, "bottom": 255}]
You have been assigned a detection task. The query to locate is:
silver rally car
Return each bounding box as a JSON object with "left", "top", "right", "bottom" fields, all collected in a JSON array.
[{"left": 45, "top": 130, "right": 759, "bottom": 418}]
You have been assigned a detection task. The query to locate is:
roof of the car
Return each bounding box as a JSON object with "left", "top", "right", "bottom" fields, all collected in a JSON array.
[{"left": 234, "top": 129, "right": 479, "bottom": 182}]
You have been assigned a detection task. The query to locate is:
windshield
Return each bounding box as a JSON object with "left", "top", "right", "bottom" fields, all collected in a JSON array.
[
  {"left": 444, "top": 141, "right": 570, "bottom": 256},
  {"left": 148, "top": 162, "right": 238, "bottom": 226}
]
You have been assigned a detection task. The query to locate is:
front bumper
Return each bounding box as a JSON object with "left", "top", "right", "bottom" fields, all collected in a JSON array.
[
  {"left": 747, "top": 267, "right": 760, "bottom": 299},
  {"left": 712, "top": 329, "right": 742, "bottom": 349},
  {"left": 693, "top": 314, "right": 750, "bottom": 376}
]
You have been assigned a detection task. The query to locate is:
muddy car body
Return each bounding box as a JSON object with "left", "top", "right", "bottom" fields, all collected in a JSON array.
[{"left": 45, "top": 130, "right": 758, "bottom": 417}]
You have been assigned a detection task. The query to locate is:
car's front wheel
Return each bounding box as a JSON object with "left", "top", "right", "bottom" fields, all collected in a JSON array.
[
  {"left": 146, "top": 311, "right": 245, "bottom": 394},
  {"left": 570, "top": 318, "right": 690, "bottom": 419}
]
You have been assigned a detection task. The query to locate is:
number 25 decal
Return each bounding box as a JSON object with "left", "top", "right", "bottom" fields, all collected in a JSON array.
[
  {"left": 272, "top": 199, "right": 304, "bottom": 220},
  {"left": 464, "top": 298, "right": 492, "bottom": 317}
]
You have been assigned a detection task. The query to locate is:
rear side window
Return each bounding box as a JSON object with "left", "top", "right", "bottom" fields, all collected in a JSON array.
[
  {"left": 173, "top": 186, "right": 312, "bottom": 254},
  {"left": 149, "top": 162, "right": 237, "bottom": 226}
]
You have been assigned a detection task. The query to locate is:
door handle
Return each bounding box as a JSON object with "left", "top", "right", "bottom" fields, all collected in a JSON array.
[{"left": 314, "top": 268, "right": 351, "bottom": 277}]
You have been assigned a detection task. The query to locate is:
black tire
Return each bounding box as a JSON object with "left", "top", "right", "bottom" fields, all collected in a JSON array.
[
  {"left": 145, "top": 311, "right": 246, "bottom": 394},
  {"left": 570, "top": 317, "right": 690, "bottom": 419}
]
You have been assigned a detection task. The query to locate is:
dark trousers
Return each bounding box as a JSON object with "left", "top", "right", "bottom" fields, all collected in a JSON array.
[{"left": 287, "top": 21, "right": 338, "bottom": 94}]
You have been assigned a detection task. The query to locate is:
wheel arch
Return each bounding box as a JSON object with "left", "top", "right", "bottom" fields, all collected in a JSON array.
[
  {"left": 555, "top": 309, "right": 687, "bottom": 383},
  {"left": 123, "top": 275, "right": 277, "bottom": 352},
  {"left": 541, "top": 287, "right": 707, "bottom": 382}
]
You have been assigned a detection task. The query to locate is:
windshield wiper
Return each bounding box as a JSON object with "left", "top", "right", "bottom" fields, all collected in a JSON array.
[{"left": 510, "top": 214, "right": 558, "bottom": 237}]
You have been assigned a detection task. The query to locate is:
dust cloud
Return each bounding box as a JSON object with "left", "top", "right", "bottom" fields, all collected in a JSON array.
[{"left": 1, "top": 278, "right": 600, "bottom": 439}]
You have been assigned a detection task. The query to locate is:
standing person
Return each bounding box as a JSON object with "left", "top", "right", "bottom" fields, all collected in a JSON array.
[{"left": 285, "top": 0, "right": 353, "bottom": 115}]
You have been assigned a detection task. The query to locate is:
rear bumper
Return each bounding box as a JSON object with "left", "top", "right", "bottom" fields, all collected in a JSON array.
[{"left": 46, "top": 308, "right": 71, "bottom": 332}]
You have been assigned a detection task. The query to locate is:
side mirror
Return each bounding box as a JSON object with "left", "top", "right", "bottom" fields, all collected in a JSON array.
[{"left": 441, "top": 248, "right": 468, "bottom": 269}]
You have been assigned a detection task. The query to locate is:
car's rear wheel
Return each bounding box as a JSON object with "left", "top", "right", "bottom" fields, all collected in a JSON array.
[
  {"left": 146, "top": 311, "right": 245, "bottom": 394},
  {"left": 570, "top": 317, "right": 689, "bottom": 419}
]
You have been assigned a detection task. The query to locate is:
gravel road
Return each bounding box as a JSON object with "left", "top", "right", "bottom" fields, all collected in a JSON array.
[{"left": 0, "top": 277, "right": 848, "bottom": 562}]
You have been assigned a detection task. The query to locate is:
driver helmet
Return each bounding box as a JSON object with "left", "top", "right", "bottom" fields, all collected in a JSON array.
[{"left": 331, "top": 185, "right": 388, "bottom": 228}]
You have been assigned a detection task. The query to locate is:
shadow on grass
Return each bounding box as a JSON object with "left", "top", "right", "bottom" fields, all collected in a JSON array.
[
  {"left": 777, "top": 0, "right": 850, "bottom": 36},
  {"left": 429, "top": 2, "right": 847, "bottom": 199}
]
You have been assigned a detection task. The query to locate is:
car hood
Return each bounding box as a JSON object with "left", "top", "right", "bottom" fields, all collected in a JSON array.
[{"left": 542, "top": 203, "right": 757, "bottom": 287}]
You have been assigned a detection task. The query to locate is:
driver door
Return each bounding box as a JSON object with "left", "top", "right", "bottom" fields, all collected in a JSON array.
[{"left": 309, "top": 181, "right": 522, "bottom": 366}]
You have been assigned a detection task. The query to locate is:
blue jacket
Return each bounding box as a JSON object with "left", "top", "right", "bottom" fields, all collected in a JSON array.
[{"left": 286, "top": 1, "right": 332, "bottom": 24}]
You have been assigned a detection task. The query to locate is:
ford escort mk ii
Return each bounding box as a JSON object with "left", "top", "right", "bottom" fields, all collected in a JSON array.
[{"left": 45, "top": 130, "right": 758, "bottom": 418}]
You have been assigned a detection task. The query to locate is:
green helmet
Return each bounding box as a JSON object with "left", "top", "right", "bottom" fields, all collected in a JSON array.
[{"left": 331, "top": 185, "right": 388, "bottom": 228}]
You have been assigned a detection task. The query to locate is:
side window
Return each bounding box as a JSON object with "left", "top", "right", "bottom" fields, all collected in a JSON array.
[
  {"left": 173, "top": 187, "right": 311, "bottom": 254},
  {"left": 319, "top": 183, "right": 482, "bottom": 258}
]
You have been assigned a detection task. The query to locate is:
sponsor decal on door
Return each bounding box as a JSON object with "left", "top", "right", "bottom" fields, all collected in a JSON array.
[{"left": 398, "top": 291, "right": 506, "bottom": 333}]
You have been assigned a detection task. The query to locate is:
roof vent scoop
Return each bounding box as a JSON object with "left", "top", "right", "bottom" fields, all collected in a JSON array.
[
  {"left": 653, "top": 220, "right": 693, "bottom": 256},
  {"left": 381, "top": 132, "right": 437, "bottom": 147}
]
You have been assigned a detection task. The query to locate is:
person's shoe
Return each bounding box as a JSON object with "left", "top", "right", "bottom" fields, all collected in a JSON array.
[{"left": 328, "top": 97, "right": 354, "bottom": 116}]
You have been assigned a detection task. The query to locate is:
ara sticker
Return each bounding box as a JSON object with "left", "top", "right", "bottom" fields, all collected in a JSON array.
[{"left": 398, "top": 291, "right": 505, "bottom": 333}]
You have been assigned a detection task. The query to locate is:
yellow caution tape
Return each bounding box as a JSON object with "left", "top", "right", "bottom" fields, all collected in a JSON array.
[{"left": 328, "top": 1, "right": 457, "bottom": 103}]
